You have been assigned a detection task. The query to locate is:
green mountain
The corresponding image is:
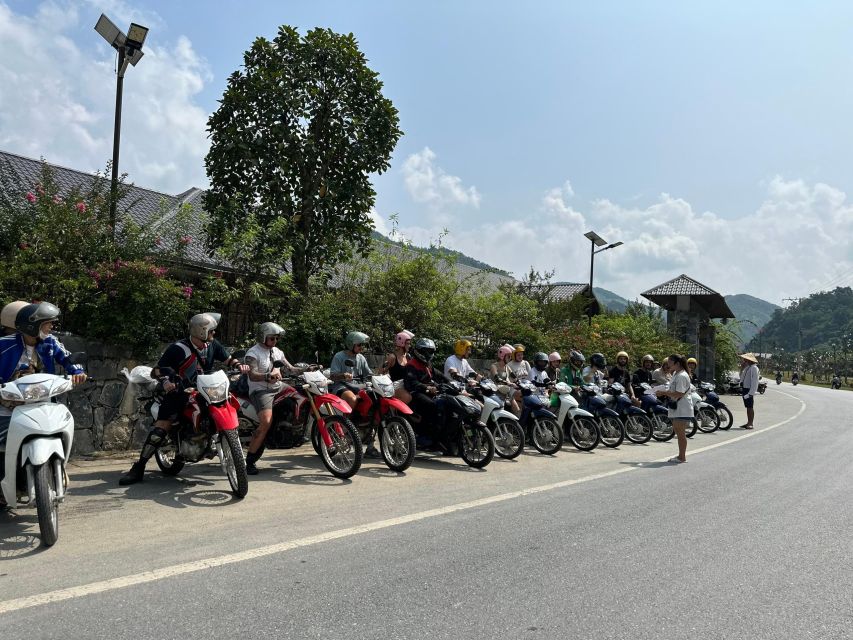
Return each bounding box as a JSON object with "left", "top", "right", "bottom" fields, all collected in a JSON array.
[
  {"left": 725, "top": 294, "right": 780, "bottom": 347},
  {"left": 370, "top": 231, "right": 511, "bottom": 276},
  {"left": 594, "top": 287, "right": 631, "bottom": 313},
  {"left": 746, "top": 287, "right": 853, "bottom": 352}
]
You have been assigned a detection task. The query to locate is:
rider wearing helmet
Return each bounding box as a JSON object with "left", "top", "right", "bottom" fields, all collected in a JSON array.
[
  {"left": 443, "top": 338, "right": 480, "bottom": 381},
  {"left": 507, "top": 344, "right": 531, "bottom": 382},
  {"left": 530, "top": 352, "right": 551, "bottom": 385},
  {"left": 490, "top": 344, "right": 520, "bottom": 415},
  {"left": 652, "top": 356, "right": 672, "bottom": 386},
  {"left": 686, "top": 357, "right": 700, "bottom": 385},
  {"left": 404, "top": 338, "right": 451, "bottom": 446},
  {"left": 1, "top": 300, "right": 28, "bottom": 336},
  {"left": 546, "top": 352, "right": 562, "bottom": 382},
  {"left": 632, "top": 354, "right": 656, "bottom": 396},
  {"left": 559, "top": 350, "right": 586, "bottom": 388},
  {"left": 0, "top": 302, "right": 87, "bottom": 498},
  {"left": 243, "top": 322, "right": 303, "bottom": 474},
  {"left": 583, "top": 352, "right": 607, "bottom": 387},
  {"left": 608, "top": 351, "right": 637, "bottom": 401},
  {"left": 382, "top": 330, "right": 415, "bottom": 404},
  {"left": 329, "top": 331, "right": 379, "bottom": 456},
  {"left": 120, "top": 312, "right": 247, "bottom": 485}
]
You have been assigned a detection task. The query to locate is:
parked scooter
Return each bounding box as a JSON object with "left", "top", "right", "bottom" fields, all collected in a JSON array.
[
  {"left": 692, "top": 386, "right": 721, "bottom": 434},
  {"left": 697, "top": 381, "right": 733, "bottom": 430},
  {"left": 1, "top": 354, "right": 88, "bottom": 546},
  {"left": 638, "top": 383, "right": 674, "bottom": 442},
  {"left": 467, "top": 377, "right": 525, "bottom": 460},
  {"left": 603, "top": 382, "right": 653, "bottom": 444},
  {"left": 578, "top": 384, "right": 625, "bottom": 448},
  {"left": 551, "top": 382, "right": 599, "bottom": 451},
  {"left": 517, "top": 381, "right": 563, "bottom": 455}
]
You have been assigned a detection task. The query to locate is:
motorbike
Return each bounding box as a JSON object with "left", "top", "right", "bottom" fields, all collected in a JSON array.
[
  {"left": 551, "top": 382, "right": 599, "bottom": 451},
  {"left": 517, "top": 381, "right": 563, "bottom": 455},
  {"left": 140, "top": 367, "right": 249, "bottom": 498},
  {"left": 697, "top": 381, "right": 733, "bottom": 430},
  {"left": 603, "top": 382, "right": 653, "bottom": 444},
  {"left": 775, "top": 372, "right": 782, "bottom": 385},
  {"left": 578, "top": 384, "right": 625, "bottom": 448},
  {"left": 350, "top": 373, "right": 417, "bottom": 472},
  {"left": 791, "top": 373, "right": 800, "bottom": 386},
  {"left": 757, "top": 378, "right": 767, "bottom": 394},
  {"left": 691, "top": 385, "right": 720, "bottom": 434},
  {"left": 831, "top": 376, "right": 842, "bottom": 390},
  {"left": 638, "top": 383, "right": 674, "bottom": 442},
  {"left": 467, "top": 377, "right": 525, "bottom": 460},
  {"left": 1, "top": 357, "right": 87, "bottom": 547},
  {"left": 233, "top": 367, "right": 363, "bottom": 479}
]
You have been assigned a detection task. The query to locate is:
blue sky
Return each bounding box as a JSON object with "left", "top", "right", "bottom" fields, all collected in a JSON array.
[{"left": 1, "top": 0, "right": 852, "bottom": 301}]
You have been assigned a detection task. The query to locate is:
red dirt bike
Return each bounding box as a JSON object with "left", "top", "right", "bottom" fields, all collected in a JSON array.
[
  {"left": 347, "top": 373, "right": 417, "bottom": 472},
  {"left": 233, "top": 368, "right": 363, "bottom": 479}
]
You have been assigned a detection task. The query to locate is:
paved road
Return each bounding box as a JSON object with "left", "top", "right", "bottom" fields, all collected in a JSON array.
[{"left": 0, "top": 384, "right": 848, "bottom": 638}]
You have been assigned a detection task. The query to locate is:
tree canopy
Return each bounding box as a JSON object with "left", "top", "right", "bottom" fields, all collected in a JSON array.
[{"left": 205, "top": 26, "right": 403, "bottom": 293}]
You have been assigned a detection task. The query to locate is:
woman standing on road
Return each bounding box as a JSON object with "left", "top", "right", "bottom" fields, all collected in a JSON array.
[{"left": 656, "top": 354, "right": 693, "bottom": 464}]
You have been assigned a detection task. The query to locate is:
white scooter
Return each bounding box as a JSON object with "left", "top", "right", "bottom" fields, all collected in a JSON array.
[
  {"left": 1, "top": 369, "right": 82, "bottom": 547},
  {"left": 476, "top": 378, "right": 525, "bottom": 460},
  {"left": 552, "top": 382, "right": 599, "bottom": 451}
]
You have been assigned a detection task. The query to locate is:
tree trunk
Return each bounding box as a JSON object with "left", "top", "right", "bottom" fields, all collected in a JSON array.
[{"left": 291, "top": 242, "right": 310, "bottom": 295}]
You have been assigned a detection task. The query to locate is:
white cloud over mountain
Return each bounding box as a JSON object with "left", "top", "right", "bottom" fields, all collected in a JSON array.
[
  {"left": 402, "top": 147, "right": 481, "bottom": 210},
  {"left": 0, "top": 1, "right": 210, "bottom": 194}
]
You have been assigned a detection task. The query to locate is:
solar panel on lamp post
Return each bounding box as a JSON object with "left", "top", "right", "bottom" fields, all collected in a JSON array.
[
  {"left": 583, "top": 231, "right": 623, "bottom": 325},
  {"left": 94, "top": 14, "right": 148, "bottom": 231}
]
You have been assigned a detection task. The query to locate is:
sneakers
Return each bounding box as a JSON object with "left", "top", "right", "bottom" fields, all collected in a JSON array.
[
  {"left": 364, "top": 445, "right": 383, "bottom": 459},
  {"left": 119, "top": 461, "right": 147, "bottom": 485}
]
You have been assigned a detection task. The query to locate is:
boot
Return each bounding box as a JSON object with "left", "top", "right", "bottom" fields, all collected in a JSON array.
[
  {"left": 119, "top": 460, "right": 147, "bottom": 486},
  {"left": 245, "top": 450, "right": 262, "bottom": 475},
  {"left": 119, "top": 427, "right": 167, "bottom": 486}
]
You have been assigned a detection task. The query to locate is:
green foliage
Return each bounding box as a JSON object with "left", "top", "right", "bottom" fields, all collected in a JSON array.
[
  {"left": 713, "top": 321, "right": 741, "bottom": 383},
  {"left": 205, "top": 25, "right": 403, "bottom": 294},
  {"left": 725, "top": 294, "right": 779, "bottom": 346}
]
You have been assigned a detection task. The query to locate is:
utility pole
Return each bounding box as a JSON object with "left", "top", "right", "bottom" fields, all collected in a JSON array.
[{"left": 783, "top": 297, "right": 805, "bottom": 376}]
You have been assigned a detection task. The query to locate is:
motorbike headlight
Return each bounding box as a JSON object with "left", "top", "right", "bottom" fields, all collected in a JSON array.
[
  {"left": 377, "top": 382, "right": 394, "bottom": 398},
  {"left": 202, "top": 382, "right": 228, "bottom": 403},
  {"left": 15, "top": 382, "right": 51, "bottom": 401}
]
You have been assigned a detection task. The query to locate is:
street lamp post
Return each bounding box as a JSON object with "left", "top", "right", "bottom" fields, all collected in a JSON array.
[
  {"left": 94, "top": 14, "right": 149, "bottom": 229},
  {"left": 583, "top": 231, "right": 623, "bottom": 325}
]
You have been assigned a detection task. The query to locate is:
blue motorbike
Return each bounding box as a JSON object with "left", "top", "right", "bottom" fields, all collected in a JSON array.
[
  {"left": 517, "top": 381, "right": 563, "bottom": 455},
  {"left": 579, "top": 384, "right": 625, "bottom": 448},
  {"left": 604, "top": 382, "right": 653, "bottom": 444},
  {"left": 638, "top": 383, "right": 674, "bottom": 442},
  {"left": 697, "top": 381, "right": 733, "bottom": 430}
]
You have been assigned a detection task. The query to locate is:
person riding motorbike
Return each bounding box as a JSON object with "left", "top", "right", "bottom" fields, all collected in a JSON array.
[
  {"left": 329, "top": 331, "right": 379, "bottom": 457},
  {"left": 652, "top": 357, "right": 672, "bottom": 385},
  {"left": 403, "top": 338, "right": 451, "bottom": 448},
  {"left": 1, "top": 300, "right": 28, "bottom": 336},
  {"left": 608, "top": 351, "right": 638, "bottom": 403},
  {"left": 0, "top": 302, "right": 88, "bottom": 504},
  {"left": 507, "top": 344, "right": 531, "bottom": 382},
  {"left": 530, "top": 352, "right": 552, "bottom": 386},
  {"left": 119, "top": 313, "right": 247, "bottom": 485},
  {"left": 546, "top": 352, "right": 561, "bottom": 382},
  {"left": 444, "top": 339, "right": 480, "bottom": 381},
  {"left": 490, "top": 344, "right": 520, "bottom": 415},
  {"left": 559, "top": 350, "right": 585, "bottom": 387},
  {"left": 632, "top": 354, "right": 656, "bottom": 396},
  {"left": 382, "top": 330, "right": 415, "bottom": 403},
  {"left": 583, "top": 352, "right": 607, "bottom": 387},
  {"left": 243, "top": 322, "right": 304, "bottom": 475},
  {"left": 686, "top": 357, "right": 700, "bottom": 385}
]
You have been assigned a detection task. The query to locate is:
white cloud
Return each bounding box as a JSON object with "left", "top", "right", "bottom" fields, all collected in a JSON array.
[
  {"left": 392, "top": 176, "right": 853, "bottom": 303},
  {"left": 402, "top": 147, "right": 481, "bottom": 209},
  {"left": 0, "top": 1, "right": 211, "bottom": 194}
]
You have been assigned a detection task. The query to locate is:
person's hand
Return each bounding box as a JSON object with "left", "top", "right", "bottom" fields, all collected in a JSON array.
[
  {"left": 163, "top": 381, "right": 176, "bottom": 393},
  {"left": 427, "top": 385, "right": 437, "bottom": 395},
  {"left": 238, "top": 364, "right": 250, "bottom": 374},
  {"left": 269, "top": 370, "right": 283, "bottom": 382},
  {"left": 344, "top": 372, "right": 353, "bottom": 381},
  {"left": 655, "top": 389, "right": 666, "bottom": 397},
  {"left": 71, "top": 373, "right": 87, "bottom": 386}
]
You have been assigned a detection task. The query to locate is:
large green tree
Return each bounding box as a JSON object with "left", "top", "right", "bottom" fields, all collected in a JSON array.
[{"left": 205, "top": 26, "right": 403, "bottom": 293}]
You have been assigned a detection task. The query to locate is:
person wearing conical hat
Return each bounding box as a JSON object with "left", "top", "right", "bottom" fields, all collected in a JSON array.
[{"left": 738, "top": 353, "right": 760, "bottom": 429}]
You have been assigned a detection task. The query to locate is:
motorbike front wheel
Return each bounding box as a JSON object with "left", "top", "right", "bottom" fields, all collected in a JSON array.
[
  {"left": 219, "top": 430, "right": 249, "bottom": 498},
  {"left": 625, "top": 414, "right": 654, "bottom": 444},
  {"left": 651, "top": 415, "right": 675, "bottom": 442},
  {"left": 716, "top": 403, "right": 734, "bottom": 431},
  {"left": 380, "top": 416, "right": 416, "bottom": 472},
  {"left": 459, "top": 423, "right": 495, "bottom": 468},
  {"left": 33, "top": 463, "right": 59, "bottom": 547},
  {"left": 154, "top": 439, "right": 185, "bottom": 476},
  {"left": 598, "top": 417, "right": 625, "bottom": 448},
  {"left": 530, "top": 417, "right": 563, "bottom": 455},
  {"left": 318, "top": 416, "right": 363, "bottom": 479},
  {"left": 696, "top": 406, "right": 720, "bottom": 433},
  {"left": 492, "top": 417, "right": 525, "bottom": 459},
  {"left": 567, "top": 417, "right": 599, "bottom": 451}
]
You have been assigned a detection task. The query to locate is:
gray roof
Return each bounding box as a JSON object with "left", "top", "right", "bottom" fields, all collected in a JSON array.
[
  {"left": 530, "top": 282, "right": 589, "bottom": 300},
  {"left": 641, "top": 274, "right": 735, "bottom": 318}
]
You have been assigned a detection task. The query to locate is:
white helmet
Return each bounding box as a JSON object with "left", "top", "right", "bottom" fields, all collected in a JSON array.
[
  {"left": 189, "top": 313, "right": 218, "bottom": 342},
  {"left": 1, "top": 300, "right": 28, "bottom": 330}
]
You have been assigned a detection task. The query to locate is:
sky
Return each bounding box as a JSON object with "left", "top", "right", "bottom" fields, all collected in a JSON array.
[{"left": 1, "top": 0, "right": 852, "bottom": 304}]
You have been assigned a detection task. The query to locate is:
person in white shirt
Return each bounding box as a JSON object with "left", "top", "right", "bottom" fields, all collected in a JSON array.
[
  {"left": 656, "top": 354, "right": 693, "bottom": 463},
  {"left": 244, "top": 322, "right": 303, "bottom": 474},
  {"left": 507, "top": 344, "right": 532, "bottom": 382},
  {"left": 444, "top": 339, "right": 480, "bottom": 380},
  {"left": 738, "top": 353, "right": 760, "bottom": 429}
]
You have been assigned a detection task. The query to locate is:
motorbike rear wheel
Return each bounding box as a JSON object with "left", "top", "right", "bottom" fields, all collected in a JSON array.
[
  {"left": 625, "top": 414, "right": 654, "bottom": 444},
  {"left": 318, "top": 416, "right": 363, "bottom": 479},
  {"left": 566, "top": 417, "right": 599, "bottom": 451},
  {"left": 459, "top": 423, "right": 495, "bottom": 468},
  {"left": 651, "top": 415, "right": 675, "bottom": 442},
  {"left": 598, "top": 417, "right": 625, "bottom": 448},
  {"left": 380, "top": 416, "right": 416, "bottom": 472},
  {"left": 219, "top": 430, "right": 248, "bottom": 498},
  {"left": 492, "top": 417, "right": 525, "bottom": 459},
  {"left": 154, "top": 439, "right": 185, "bottom": 476},
  {"left": 716, "top": 403, "right": 734, "bottom": 430},
  {"left": 33, "top": 462, "right": 59, "bottom": 547},
  {"left": 530, "top": 417, "right": 563, "bottom": 455},
  {"left": 696, "top": 406, "right": 720, "bottom": 433},
  {"left": 684, "top": 417, "right": 698, "bottom": 438}
]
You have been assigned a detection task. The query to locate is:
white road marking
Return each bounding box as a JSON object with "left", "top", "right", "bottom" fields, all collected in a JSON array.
[{"left": 0, "top": 392, "right": 807, "bottom": 615}]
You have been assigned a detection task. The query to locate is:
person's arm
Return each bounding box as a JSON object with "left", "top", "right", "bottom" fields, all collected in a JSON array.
[
  {"left": 329, "top": 353, "right": 352, "bottom": 382},
  {"left": 747, "top": 367, "right": 759, "bottom": 396},
  {"left": 403, "top": 367, "right": 430, "bottom": 394},
  {"left": 46, "top": 338, "right": 84, "bottom": 377}
]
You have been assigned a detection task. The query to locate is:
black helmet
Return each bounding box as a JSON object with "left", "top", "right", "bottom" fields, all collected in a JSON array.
[
  {"left": 412, "top": 338, "right": 436, "bottom": 363},
  {"left": 569, "top": 350, "right": 585, "bottom": 366},
  {"left": 590, "top": 352, "right": 606, "bottom": 369},
  {"left": 16, "top": 302, "right": 60, "bottom": 338},
  {"left": 533, "top": 352, "right": 548, "bottom": 371}
]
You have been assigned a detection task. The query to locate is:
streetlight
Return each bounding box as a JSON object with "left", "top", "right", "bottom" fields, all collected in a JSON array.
[
  {"left": 94, "top": 14, "right": 149, "bottom": 229},
  {"left": 584, "top": 231, "right": 623, "bottom": 325}
]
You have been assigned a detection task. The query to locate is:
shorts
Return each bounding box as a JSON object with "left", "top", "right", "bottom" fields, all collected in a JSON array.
[
  {"left": 251, "top": 388, "right": 278, "bottom": 412},
  {"left": 331, "top": 381, "right": 362, "bottom": 396},
  {"left": 742, "top": 389, "right": 754, "bottom": 409},
  {"left": 157, "top": 391, "right": 190, "bottom": 422}
]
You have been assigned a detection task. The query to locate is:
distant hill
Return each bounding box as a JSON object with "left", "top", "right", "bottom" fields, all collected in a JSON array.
[
  {"left": 594, "top": 287, "right": 631, "bottom": 313},
  {"left": 746, "top": 287, "right": 853, "bottom": 352},
  {"left": 371, "top": 231, "right": 511, "bottom": 276},
  {"left": 725, "top": 294, "right": 780, "bottom": 347}
]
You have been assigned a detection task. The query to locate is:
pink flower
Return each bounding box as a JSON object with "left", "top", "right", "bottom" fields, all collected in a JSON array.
[
  {"left": 179, "top": 235, "right": 192, "bottom": 245},
  {"left": 25, "top": 192, "right": 36, "bottom": 203},
  {"left": 182, "top": 285, "right": 194, "bottom": 299},
  {"left": 153, "top": 266, "right": 168, "bottom": 277},
  {"left": 76, "top": 201, "right": 87, "bottom": 213},
  {"left": 53, "top": 195, "right": 62, "bottom": 205}
]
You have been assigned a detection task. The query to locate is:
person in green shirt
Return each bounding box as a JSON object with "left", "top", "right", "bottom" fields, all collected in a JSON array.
[{"left": 560, "top": 350, "right": 586, "bottom": 388}]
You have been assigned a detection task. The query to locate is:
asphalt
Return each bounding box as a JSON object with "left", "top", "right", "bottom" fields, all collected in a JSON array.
[{"left": 1, "top": 383, "right": 848, "bottom": 639}]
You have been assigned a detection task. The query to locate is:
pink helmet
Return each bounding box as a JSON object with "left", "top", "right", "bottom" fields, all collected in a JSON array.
[
  {"left": 395, "top": 329, "right": 414, "bottom": 348},
  {"left": 549, "top": 351, "right": 561, "bottom": 363},
  {"left": 497, "top": 343, "right": 514, "bottom": 360}
]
